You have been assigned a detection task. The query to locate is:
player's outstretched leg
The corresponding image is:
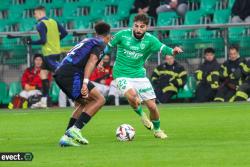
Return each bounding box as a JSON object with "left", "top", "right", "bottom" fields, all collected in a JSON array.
[
  {"left": 145, "top": 99, "right": 167, "bottom": 139},
  {"left": 59, "top": 102, "right": 84, "bottom": 147},
  {"left": 66, "top": 87, "right": 105, "bottom": 145},
  {"left": 125, "top": 89, "right": 153, "bottom": 130}
]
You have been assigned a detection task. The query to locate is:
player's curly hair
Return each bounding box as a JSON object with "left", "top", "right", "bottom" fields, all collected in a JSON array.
[
  {"left": 94, "top": 22, "right": 111, "bottom": 36},
  {"left": 134, "top": 14, "right": 149, "bottom": 25}
]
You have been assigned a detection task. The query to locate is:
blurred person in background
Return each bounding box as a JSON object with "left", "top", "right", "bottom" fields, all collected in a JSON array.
[
  {"left": 156, "top": 0, "right": 188, "bottom": 17},
  {"left": 214, "top": 45, "right": 246, "bottom": 102},
  {"left": 234, "top": 59, "right": 250, "bottom": 101},
  {"left": 151, "top": 55, "right": 187, "bottom": 103},
  {"left": 90, "top": 55, "right": 122, "bottom": 105},
  {"left": 195, "top": 48, "right": 220, "bottom": 102},
  {"left": 130, "top": 0, "right": 160, "bottom": 20},
  {"left": 231, "top": 0, "right": 250, "bottom": 23},
  {"left": 27, "top": 6, "right": 67, "bottom": 108},
  {"left": 8, "top": 54, "right": 52, "bottom": 109}
]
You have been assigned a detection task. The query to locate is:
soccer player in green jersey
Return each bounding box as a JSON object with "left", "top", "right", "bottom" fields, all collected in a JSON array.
[{"left": 108, "top": 14, "right": 183, "bottom": 139}]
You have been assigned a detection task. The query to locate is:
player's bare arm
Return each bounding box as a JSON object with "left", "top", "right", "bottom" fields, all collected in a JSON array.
[{"left": 81, "top": 54, "right": 99, "bottom": 97}]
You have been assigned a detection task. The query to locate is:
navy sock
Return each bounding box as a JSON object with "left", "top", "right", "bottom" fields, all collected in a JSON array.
[
  {"left": 42, "top": 79, "right": 49, "bottom": 97},
  {"left": 74, "top": 112, "right": 91, "bottom": 129},
  {"left": 66, "top": 117, "right": 77, "bottom": 130}
]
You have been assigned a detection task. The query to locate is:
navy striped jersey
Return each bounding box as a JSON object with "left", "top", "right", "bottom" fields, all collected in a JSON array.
[{"left": 60, "top": 37, "right": 106, "bottom": 70}]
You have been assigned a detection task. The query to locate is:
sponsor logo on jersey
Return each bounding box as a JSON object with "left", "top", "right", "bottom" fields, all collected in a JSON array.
[{"left": 123, "top": 49, "right": 143, "bottom": 59}]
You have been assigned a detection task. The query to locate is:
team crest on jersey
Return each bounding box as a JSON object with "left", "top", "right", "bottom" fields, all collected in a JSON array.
[{"left": 140, "top": 43, "right": 145, "bottom": 49}]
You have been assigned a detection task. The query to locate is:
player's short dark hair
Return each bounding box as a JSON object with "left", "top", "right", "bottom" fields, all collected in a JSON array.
[
  {"left": 134, "top": 14, "right": 149, "bottom": 25},
  {"left": 204, "top": 47, "right": 215, "bottom": 54},
  {"left": 34, "top": 6, "right": 45, "bottom": 11},
  {"left": 229, "top": 44, "right": 239, "bottom": 52},
  {"left": 94, "top": 22, "right": 111, "bottom": 36}
]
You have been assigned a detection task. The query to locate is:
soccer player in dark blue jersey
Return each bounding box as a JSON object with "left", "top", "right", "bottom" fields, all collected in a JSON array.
[{"left": 54, "top": 22, "right": 111, "bottom": 147}]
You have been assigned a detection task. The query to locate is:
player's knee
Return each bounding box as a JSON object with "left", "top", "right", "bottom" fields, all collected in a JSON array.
[
  {"left": 147, "top": 101, "right": 157, "bottom": 112},
  {"left": 128, "top": 95, "right": 140, "bottom": 107},
  {"left": 97, "top": 95, "right": 106, "bottom": 106}
]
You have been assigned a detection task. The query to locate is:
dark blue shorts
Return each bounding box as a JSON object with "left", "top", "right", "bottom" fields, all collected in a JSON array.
[
  {"left": 42, "top": 54, "right": 60, "bottom": 72},
  {"left": 54, "top": 64, "right": 95, "bottom": 101}
]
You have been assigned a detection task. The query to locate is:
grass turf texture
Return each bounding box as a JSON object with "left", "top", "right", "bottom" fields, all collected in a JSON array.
[{"left": 0, "top": 102, "right": 250, "bottom": 167}]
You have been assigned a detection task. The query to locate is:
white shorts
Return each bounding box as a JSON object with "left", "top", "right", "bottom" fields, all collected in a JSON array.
[
  {"left": 19, "top": 90, "right": 42, "bottom": 99},
  {"left": 115, "top": 77, "right": 156, "bottom": 101}
]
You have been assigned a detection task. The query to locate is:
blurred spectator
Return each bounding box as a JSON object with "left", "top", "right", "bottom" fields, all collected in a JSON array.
[
  {"left": 234, "top": 59, "right": 250, "bottom": 101},
  {"left": 231, "top": 0, "right": 250, "bottom": 23},
  {"left": 130, "top": 0, "right": 160, "bottom": 20},
  {"left": 214, "top": 45, "right": 246, "bottom": 102},
  {"left": 90, "top": 55, "right": 122, "bottom": 105},
  {"left": 9, "top": 54, "right": 52, "bottom": 109},
  {"left": 195, "top": 48, "right": 220, "bottom": 102},
  {"left": 156, "top": 0, "right": 188, "bottom": 17},
  {"left": 151, "top": 55, "right": 187, "bottom": 103}
]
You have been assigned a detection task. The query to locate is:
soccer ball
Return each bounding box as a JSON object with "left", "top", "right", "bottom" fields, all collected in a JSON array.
[{"left": 116, "top": 124, "right": 135, "bottom": 141}]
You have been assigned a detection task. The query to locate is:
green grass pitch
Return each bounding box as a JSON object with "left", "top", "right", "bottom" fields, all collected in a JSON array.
[{"left": 0, "top": 102, "right": 250, "bottom": 167}]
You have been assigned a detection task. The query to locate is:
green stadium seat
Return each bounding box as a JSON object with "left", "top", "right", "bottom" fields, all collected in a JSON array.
[
  {"left": 103, "top": 16, "right": 120, "bottom": 28},
  {"left": 7, "top": 82, "right": 22, "bottom": 102},
  {"left": 168, "top": 29, "right": 188, "bottom": 44},
  {"left": 63, "top": 3, "right": 78, "bottom": 21},
  {"left": 19, "top": 19, "right": 36, "bottom": 32},
  {"left": 49, "top": 81, "right": 60, "bottom": 103},
  {"left": 0, "top": 0, "right": 11, "bottom": 10},
  {"left": 0, "top": 82, "right": 9, "bottom": 104},
  {"left": 117, "top": 3, "right": 131, "bottom": 19},
  {"left": 22, "top": 0, "right": 39, "bottom": 9},
  {"left": 48, "top": 0, "right": 64, "bottom": 8},
  {"left": 7, "top": 5, "right": 25, "bottom": 24},
  {"left": 0, "top": 20, "right": 7, "bottom": 32},
  {"left": 116, "top": 0, "right": 134, "bottom": 19},
  {"left": 73, "top": 16, "right": 91, "bottom": 29},
  {"left": 228, "top": 0, "right": 235, "bottom": 8},
  {"left": 61, "top": 34, "right": 75, "bottom": 47},
  {"left": 213, "top": 9, "right": 231, "bottom": 24},
  {"left": 196, "top": 28, "right": 219, "bottom": 44},
  {"left": 184, "top": 10, "right": 205, "bottom": 25},
  {"left": 90, "top": 3, "right": 105, "bottom": 20},
  {"left": 4, "top": 49, "right": 27, "bottom": 65},
  {"left": 228, "top": 27, "right": 246, "bottom": 43},
  {"left": 79, "top": 0, "right": 92, "bottom": 3},
  {"left": 1, "top": 37, "right": 19, "bottom": 51},
  {"left": 105, "top": 0, "right": 120, "bottom": 5},
  {"left": 200, "top": 0, "right": 218, "bottom": 14},
  {"left": 157, "top": 12, "right": 178, "bottom": 26}
]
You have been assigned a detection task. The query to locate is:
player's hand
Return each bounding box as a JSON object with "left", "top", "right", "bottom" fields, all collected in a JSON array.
[
  {"left": 81, "top": 83, "right": 89, "bottom": 98},
  {"left": 173, "top": 47, "right": 183, "bottom": 56}
]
